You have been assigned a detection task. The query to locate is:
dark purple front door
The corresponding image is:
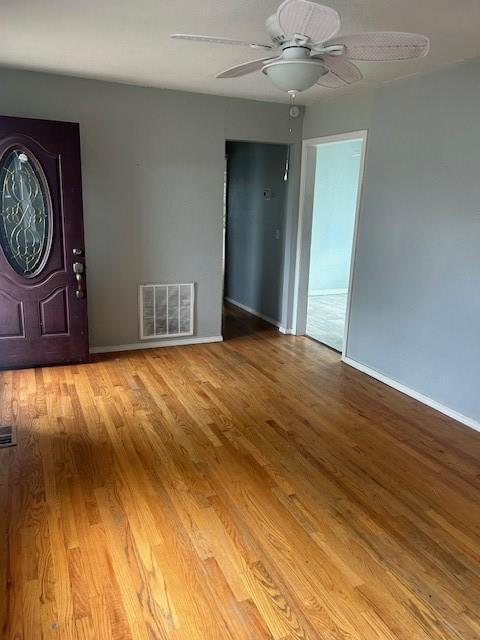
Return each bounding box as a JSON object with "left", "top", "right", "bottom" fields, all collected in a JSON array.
[{"left": 0, "top": 115, "right": 88, "bottom": 369}]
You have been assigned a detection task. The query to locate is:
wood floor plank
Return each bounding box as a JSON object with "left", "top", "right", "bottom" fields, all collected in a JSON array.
[{"left": 1, "top": 303, "right": 479, "bottom": 639}]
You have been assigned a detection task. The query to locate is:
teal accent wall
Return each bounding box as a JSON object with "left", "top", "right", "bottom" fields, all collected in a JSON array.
[{"left": 308, "top": 139, "right": 362, "bottom": 294}]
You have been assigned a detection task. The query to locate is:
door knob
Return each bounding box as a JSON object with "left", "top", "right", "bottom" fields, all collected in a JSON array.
[{"left": 73, "top": 262, "right": 85, "bottom": 298}]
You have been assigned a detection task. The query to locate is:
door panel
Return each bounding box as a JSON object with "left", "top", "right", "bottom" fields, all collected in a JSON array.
[
  {"left": 39, "top": 287, "right": 69, "bottom": 336},
  {"left": 0, "top": 115, "right": 88, "bottom": 369},
  {"left": 0, "top": 290, "right": 24, "bottom": 338}
]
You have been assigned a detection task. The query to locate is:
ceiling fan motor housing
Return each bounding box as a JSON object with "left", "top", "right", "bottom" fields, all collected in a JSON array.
[{"left": 265, "top": 14, "right": 288, "bottom": 45}]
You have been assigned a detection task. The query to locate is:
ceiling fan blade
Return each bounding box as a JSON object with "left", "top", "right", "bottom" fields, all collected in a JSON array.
[
  {"left": 325, "top": 32, "right": 430, "bottom": 61},
  {"left": 276, "top": 0, "right": 340, "bottom": 44},
  {"left": 171, "top": 34, "right": 273, "bottom": 50},
  {"left": 315, "top": 57, "right": 363, "bottom": 88},
  {"left": 217, "top": 57, "right": 279, "bottom": 79}
]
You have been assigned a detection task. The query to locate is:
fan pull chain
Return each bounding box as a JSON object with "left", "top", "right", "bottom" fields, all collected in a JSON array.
[
  {"left": 284, "top": 91, "right": 297, "bottom": 181},
  {"left": 288, "top": 90, "right": 297, "bottom": 135},
  {"left": 284, "top": 146, "right": 290, "bottom": 182}
]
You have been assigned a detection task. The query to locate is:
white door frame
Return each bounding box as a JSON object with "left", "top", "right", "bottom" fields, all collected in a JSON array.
[{"left": 292, "top": 130, "right": 368, "bottom": 356}]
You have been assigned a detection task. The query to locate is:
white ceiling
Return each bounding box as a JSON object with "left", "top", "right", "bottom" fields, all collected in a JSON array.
[{"left": 1, "top": 0, "right": 479, "bottom": 105}]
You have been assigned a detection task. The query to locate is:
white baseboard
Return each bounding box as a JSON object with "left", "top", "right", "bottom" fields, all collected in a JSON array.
[
  {"left": 309, "top": 288, "right": 348, "bottom": 297},
  {"left": 224, "top": 297, "right": 281, "bottom": 329},
  {"left": 90, "top": 335, "right": 223, "bottom": 355},
  {"left": 279, "top": 326, "right": 295, "bottom": 335},
  {"left": 342, "top": 356, "right": 480, "bottom": 433}
]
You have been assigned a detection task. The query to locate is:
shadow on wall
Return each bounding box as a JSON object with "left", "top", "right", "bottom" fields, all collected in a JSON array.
[{"left": 224, "top": 141, "right": 289, "bottom": 327}]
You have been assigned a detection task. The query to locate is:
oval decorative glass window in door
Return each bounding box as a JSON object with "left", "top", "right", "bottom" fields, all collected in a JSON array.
[{"left": 0, "top": 148, "right": 51, "bottom": 276}]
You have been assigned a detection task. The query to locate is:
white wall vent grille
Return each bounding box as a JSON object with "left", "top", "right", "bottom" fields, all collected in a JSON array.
[{"left": 139, "top": 283, "right": 194, "bottom": 340}]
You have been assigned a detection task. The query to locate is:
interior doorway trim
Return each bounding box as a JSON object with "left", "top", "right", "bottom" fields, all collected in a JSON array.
[{"left": 292, "top": 130, "right": 368, "bottom": 356}]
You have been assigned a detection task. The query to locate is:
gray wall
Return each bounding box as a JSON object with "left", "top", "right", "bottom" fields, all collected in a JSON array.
[
  {"left": 0, "top": 67, "right": 302, "bottom": 348},
  {"left": 303, "top": 59, "right": 480, "bottom": 423},
  {"left": 225, "top": 141, "right": 288, "bottom": 324}
]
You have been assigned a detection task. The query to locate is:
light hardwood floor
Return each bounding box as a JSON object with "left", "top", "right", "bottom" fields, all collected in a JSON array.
[{"left": 1, "top": 303, "right": 480, "bottom": 639}]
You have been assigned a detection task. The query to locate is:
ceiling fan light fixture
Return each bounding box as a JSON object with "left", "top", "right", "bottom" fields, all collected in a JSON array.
[
  {"left": 263, "top": 59, "right": 327, "bottom": 92},
  {"left": 262, "top": 46, "right": 327, "bottom": 92}
]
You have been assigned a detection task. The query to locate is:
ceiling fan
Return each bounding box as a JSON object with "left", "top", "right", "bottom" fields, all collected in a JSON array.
[{"left": 171, "top": 0, "right": 430, "bottom": 96}]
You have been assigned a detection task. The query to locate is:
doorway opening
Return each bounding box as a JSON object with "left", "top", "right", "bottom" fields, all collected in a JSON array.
[
  {"left": 223, "top": 140, "right": 289, "bottom": 337},
  {"left": 293, "top": 131, "right": 367, "bottom": 354}
]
